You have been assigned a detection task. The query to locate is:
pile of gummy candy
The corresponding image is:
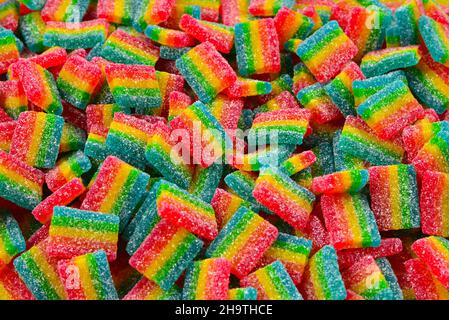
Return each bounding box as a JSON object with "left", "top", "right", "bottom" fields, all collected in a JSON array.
[{"left": 2, "top": 0, "right": 449, "bottom": 301}]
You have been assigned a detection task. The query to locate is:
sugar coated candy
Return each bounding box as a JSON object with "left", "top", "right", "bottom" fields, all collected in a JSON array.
[
  {"left": 420, "top": 15, "right": 449, "bottom": 67},
  {"left": 228, "top": 287, "right": 257, "bottom": 300},
  {"left": 123, "top": 278, "right": 180, "bottom": 300},
  {"left": 0, "top": 264, "right": 34, "bottom": 300},
  {"left": 0, "top": 211, "right": 25, "bottom": 269},
  {"left": 311, "top": 169, "right": 369, "bottom": 195}
]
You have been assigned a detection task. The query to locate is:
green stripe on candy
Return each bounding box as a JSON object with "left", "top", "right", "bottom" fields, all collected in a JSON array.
[
  {"left": 352, "top": 194, "right": 372, "bottom": 247},
  {"left": 179, "top": 55, "right": 216, "bottom": 101},
  {"left": 300, "top": 26, "right": 341, "bottom": 62},
  {"left": 110, "top": 168, "right": 139, "bottom": 214},
  {"left": 51, "top": 215, "right": 119, "bottom": 233}
]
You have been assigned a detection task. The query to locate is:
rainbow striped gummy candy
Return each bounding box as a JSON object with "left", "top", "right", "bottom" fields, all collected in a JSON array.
[
  {"left": 284, "top": 38, "right": 303, "bottom": 54},
  {"left": 11, "top": 60, "right": 62, "bottom": 114},
  {"left": 145, "top": 123, "right": 192, "bottom": 189},
  {"left": 129, "top": 219, "right": 203, "bottom": 291},
  {"left": 0, "top": 150, "right": 44, "bottom": 210},
  {"left": 57, "top": 250, "right": 118, "bottom": 300},
  {"left": 412, "top": 236, "right": 449, "bottom": 290},
  {"left": 13, "top": 239, "right": 67, "bottom": 300},
  {"left": 176, "top": 42, "right": 236, "bottom": 103},
  {"left": 96, "top": 0, "right": 133, "bottom": 25},
  {"left": 253, "top": 167, "right": 316, "bottom": 230},
  {"left": 296, "top": 83, "right": 343, "bottom": 124},
  {"left": 241, "top": 261, "right": 302, "bottom": 300},
  {"left": 105, "top": 113, "right": 156, "bottom": 169},
  {"left": 45, "top": 150, "right": 91, "bottom": 192},
  {"left": 57, "top": 55, "right": 102, "bottom": 110},
  {"left": 26, "top": 46, "right": 68, "bottom": 69},
  {"left": 260, "top": 233, "right": 312, "bottom": 285},
  {"left": 352, "top": 70, "right": 408, "bottom": 107},
  {"left": 234, "top": 18, "right": 281, "bottom": 76},
  {"left": 43, "top": 19, "right": 109, "bottom": 49},
  {"left": 224, "top": 77, "right": 272, "bottom": 98},
  {"left": 155, "top": 179, "right": 218, "bottom": 240},
  {"left": 41, "top": 0, "right": 89, "bottom": 22},
  {"left": 100, "top": 29, "right": 160, "bottom": 66},
  {"left": 152, "top": 70, "right": 184, "bottom": 118},
  {"left": 179, "top": 14, "right": 234, "bottom": 54},
  {"left": 311, "top": 169, "right": 369, "bottom": 195},
  {"left": 0, "top": 211, "right": 25, "bottom": 270},
  {"left": 0, "top": 121, "right": 14, "bottom": 152},
  {"left": 0, "top": 80, "right": 27, "bottom": 119},
  {"left": 412, "top": 129, "right": 449, "bottom": 174},
  {"left": 0, "top": 264, "right": 34, "bottom": 300},
  {"left": 10, "top": 111, "right": 64, "bottom": 169},
  {"left": 133, "top": 0, "right": 175, "bottom": 31},
  {"left": 406, "top": 51, "right": 449, "bottom": 115},
  {"left": 0, "top": 0, "right": 19, "bottom": 32},
  {"left": 420, "top": 170, "right": 449, "bottom": 237},
  {"left": 369, "top": 164, "right": 420, "bottom": 231},
  {"left": 296, "top": 21, "right": 358, "bottom": 83},
  {"left": 0, "top": 22, "right": 19, "bottom": 74},
  {"left": 357, "top": 79, "right": 424, "bottom": 140},
  {"left": 360, "top": 45, "right": 421, "bottom": 78},
  {"left": 420, "top": 16, "right": 449, "bottom": 67},
  {"left": 208, "top": 94, "right": 244, "bottom": 130},
  {"left": 168, "top": 91, "right": 192, "bottom": 121},
  {"left": 81, "top": 155, "right": 150, "bottom": 231},
  {"left": 248, "top": 108, "right": 311, "bottom": 146},
  {"left": 105, "top": 63, "right": 161, "bottom": 114},
  {"left": 221, "top": 0, "right": 251, "bottom": 26},
  {"left": 377, "top": 257, "right": 404, "bottom": 300},
  {"left": 211, "top": 188, "right": 253, "bottom": 230},
  {"left": 324, "top": 61, "right": 365, "bottom": 117},
  {"left": 145, "top": 26, "right": 196, "bottom": 48},
  {"left": 123, "top": 278, "right": 181, "bottom": 300},
  {"left": 206, "top": 207, "right": 278, "bottom": 278},
  {"left": 18, "top": 12, "right": 46, "bottom": 53},
  {"left": 232, "top": 144, "right": 294, "bottom": 172},
  {"left": 59, "top": 122, "right": 87, "bottom": 153},
  {"left": 280, "top": 150, "right": 316, "bottom": 176},
  {"left": 188, "top": 164, "right": 222, "bottom": 203},
  {"left": 292, "top": 63, "right": 316, "bottom": 95},
  {"left": 47, "top": 206, "right": 120, "bottom": 261},
  {"left": 175, "top": 0, "right": 220, "bottom": 22},
  {"left": 395, "top": 1, "right": 421, "bottom": 46},
  {"left": 249, "top": 0, "right": 295, "bottom": 16},
  {"left": 321, "top": 193, "right": 381, "bottom": 250},
  {"left": 254, "top": 91, "right": 300, "bottom": 114},
  {"left": 228, "top": 287, "right": 257, "bottom": 300},
  {"left": 274, "top": 6, "right": 314, "bottom": 46},
  {"left": 183, "top": 258, "right": 231, "bottom": 300},
  {"left": 337, "top": 116, "right": 405, "bottom": 165},
  {"left": 342, "top": 255, "right": 394, "bottom": 300},
  {"left": 299, "top": 245, "right": 347, "bottom": 300}
]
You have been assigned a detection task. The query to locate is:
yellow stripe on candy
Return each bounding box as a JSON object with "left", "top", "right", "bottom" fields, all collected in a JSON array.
[
  {"left": 308, "top": 258, "right": 324, "bottom": 299},
  {"left": 306, "top": 33, "right": 348, "bottom": 74},
  {"left": 350, "top": 270, "right": 383, "bottom": 294},
  {"left": 0, "top": 237, "right": 11, "bottom": 265},
  {"left": 252, "top": 119, "right": 308, "bottom": 128},
  {"left": 195, "top": 259, "right": 211, "bottom": 300},
  {"left": 249, "top": 21, "right": 264, "bottom": 74},
  {"left": 25, "top": 114, "right": 46, "bottom": 166},
  {"left": 51, "top": 227, "right": 117, "bottom": 242},
  {"left": 265, "top": 247, "right": 307, "bottom": 265},
  {"left": 98, "top": 165, "right": 131, "bottom": 213},
  {"left": 187, "top": 49, "right": 222, "bottom": 92},
  {"left": 110, "top": 77, "right": 158, "bottom": 89},
  {"left": 113, "top": 0, "right": 125, "bottom": 23},
  {"left": 442, "top": 178, "right": 449, "bottom": 235},
  {"left": 0, "top": 163, "right": 41, "bottom": 193},
  {"left": 110, "top": 122, "right": 149, "bottom": 143},
  {"left": 58, "top": 160, "right": 75, "bottom": 181},
  {"left": 0, "top": 283, "right": 13, "bottom": 300},
  {"left": 430, "top": 237, "right": 449, "bottom": 263},
  {"left": 342, "top": 195, "right": 363, "bottom": 247},
  {"left": 256, "top": 270, "right": 282, "bottom": 299},
  {"left": 54, "top": 0, "right": 73, "bottom": 20},
  {"left": 367, "top": 93, "right": 414, "bottom": 126},
  {"left": 74, "top": 256, "right": 97, "bottom": 300},
  {"left": 389, "top": 166, "right": 401, "bottom": 230},
  {"left": 221, "top": 216, "right": 260, "bottom": 261}
]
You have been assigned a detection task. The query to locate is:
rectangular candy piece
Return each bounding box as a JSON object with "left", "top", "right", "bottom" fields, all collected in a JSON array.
[
  {"left": 10, "top": 111, "right": 64, "bottom": 169},
  {"left": 337, "top": 116, "right": 404, "bottom": 165},
  {"left": 228, "top": 287, "right": 257, "bottom": 300},
  {"left": 13, "top": 239, "right": 66, "bottom": 300},
  {"left": 234, "top": 18, "right": 280, "bottom": 76},
  {"left": 296, "top": 21, "right": 358, "bottom": 83},
  {"left": 357, "top": 80, "right": 425, "bottom": 140},
  {"left": 299, "top": 245, "right": 347, "bottom": 300},
  {"left": 404, "top": 258, "right": 449, "bottom": 300},
  {"left": 59, "top": 122, "right": 87, "bottom": 153},
  {"left": 224, "top": 77, "right": 272, "bottom": 98},
  {"left": 168, "top": 91, "right": 192, "bottom": 121},
  {"left": 0, "top": 29, "right": 19, "bottom": 74},
  {"left": 18, "top": 11, "right": 46, "bottom": 53},
  {"left": 176, "top": 42, "right": 237, "bottom": 103},
  {"left": 206, "top": 207, "right": 278, "bottom": 278},
  {"left": 224, "top": 170, "right": 263, "bottom": 210},
  {"left": 208, "top": 94, "right": 244, "bottom": 130},
  {"left": 260, "top": 233, "right": 312, "bottom": 285},
  {"left": 274, "top": 7, "right": 313, "bottom": 46},
  {"left": 420, "top": 170, "right": 449, "bottom": 237},
  {"left": 81, "top": 156, "right": 150, "bottom": 231},
  {"left": 0, "top": 80, "right": 27, "bottom": 119},
  {"left": 105, "top": 113, "right": 156, "bottom": 169},
  {"left": 253, "top": 167, "right": 316, "bottom": 230},
  {"left": 255, "top": 91, "right": 300, "bottom": 114},
  {"left": 420, "top": 16, "right": 449, "bottom": 67},
  {"left": 57, "top": 250, "right": 118, "bottom": 300},
  {"left": 324, "top": 62, "right": 365, "bottom": 117},
  {"left": 97, "top": 0, "right": 133, "bottom": 25},
  {"left": 32, "top": 178, "right": 85, "bottom": 224},
  {"left": 188, "top": 163, "right": 222, "bottom": 203},
  {"left": 395, "top": 1, "right": 421, "bottom": 46},
  {"left": 57, "top": 55, "right": 102, "bottom": 110},
  {"left": 47, "top": 206, "right": 120, "bottom": 261},
  {"left": 321, "top": 193, "right": 381, "bottom": 250},
  {"left": 376, "top": 257, "right": 404, "bottom": 300},
  {"left": 221, "top": 0, "right": 251, "bottom": 26},
  {"left": 145, "top": 26, "right": 197, "bottom": 48},
  {"left": 0, "top": 264, "right": 34, "bottom": 300},
  {"left": 0, "top": 150, "right": 44, "bottom": 210},
  {"left": 412, "top": 129, "right": 449, "bottom": 174},
  {"left": 123, "top": 278, "right": 180, "bottom": 300},
  {"left": 105, "top": 63, "right": 161, "bottom": 113},
  {"left": 360, "top": 46, "right": 421, "bottom": 78},
  {"left": 146, "top": 123, "right": 192, "bottom": 189},
  {"left": 179, "top": 14, "right": 234, "bottom": 54},
  {"left": 211, "top": 188, "right": 252, "bottom": 230},
  {"left": 342, "top": 255, "right": 393, "bottom": 300},
  {"left": 0, "top": 211, "right": 25, "bottom": 270},
  {"left": 129, "top": 219, "right": 203, "bottom": 291},
  {"left": 311, "top": 169, "right": 369, "bottom": 195},
  {"left": 0, "top": 0, "right": 19, "bottom": 32},
  {"left": 100, "top": 29, "right": 159, "bottom": 66},
  {"left": 352, "top": 70, "right": 408, "bottom": 107},
  {"left": 248, "top": 109, "right": 311, "bottom": 146},
  {"left": 155, "top": 179, "right": 218, "bottom": 240},
  {"left": 368, "top": 164, "right": 420, "bottom": 231},
  {"left": 0, "top": 121, "right": 15, "bottom": 152},
  {"left": 133, "top": 0, "right": 175, "bottom": 31},
  {"left": 11, "top": 60, "right": 62, "bottom": 114},
  {"left": 280, "top": 151, "right": 316, "bottom": 176},
  {"left": 43, "top": 19, "right": 109, "bottom": 49},
  {"left": 240, "top": 261, "right": 302, "bottom": 300},
  {"left": 41, "top": 0, "right": 89, "bottom": 22},
  {"left": 412, "top": 236, "right": 449, "bottom": 290},
  {"left": 183, "top": 258, "right": 231, "bottom": 300},
  {"left": 296, "top": 83, "right": 343, "bottom": 124},
  {"left": 292, "top": 63, "right": 316, "bottom": 95}
]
